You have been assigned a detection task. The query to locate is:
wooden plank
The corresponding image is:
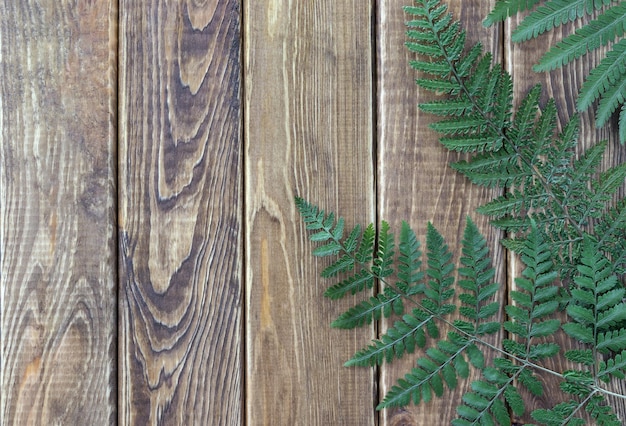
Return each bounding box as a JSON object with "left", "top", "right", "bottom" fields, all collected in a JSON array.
[
  {"left": 1, "top": 0, "right": 118, "bottom": 424},
  {"left": 376, "top": 1, "right": 504, "bottom": 424},
  {"left": 244, "top": 1, "right": 376, "bottom": 424},
  {"left": 505, "top": 11, "right": 626, "bottom": 423},
  {"left": 118, "top": 0, "right": 242, "bottom": 423}
]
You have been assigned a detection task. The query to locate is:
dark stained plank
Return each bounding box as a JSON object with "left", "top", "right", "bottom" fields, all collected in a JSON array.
[
  {"left": 1, "top": 0, "right": 118, "bottom": 424},
  {"left": 244, "top": 1, "right": 376, "bottom": 424},
  {"left": 505, "top": 11, "right": 626, "bottom": 423},
  {"left": 376, "top": 1, "right": 504, "bottom": 424},
  {"left": 118, "top": 0, "right": 242, "bottom": 423}
]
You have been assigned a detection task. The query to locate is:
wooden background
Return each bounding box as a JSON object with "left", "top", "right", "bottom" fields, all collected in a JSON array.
[{"left": 2, "top": 0, "right": 626, "bottom": 424}]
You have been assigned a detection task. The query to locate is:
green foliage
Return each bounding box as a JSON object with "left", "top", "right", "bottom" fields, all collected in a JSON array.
[
  {"left": 297, "top": 0, "right": 626, "bottom": 423},
  {"left": 485, "top": 0, "right": 626, "bottom": 142}
]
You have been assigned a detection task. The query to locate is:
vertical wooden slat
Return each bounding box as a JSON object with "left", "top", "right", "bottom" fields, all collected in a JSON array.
[
  {"left": 377, "top": 1, "right": 503, "bottom": 424},
  {"left": 1, "top": 0, "right": 118, "bottom": 424},
  {"left": 505, "top": 13, "right": 626, "bottom": 423},
  {"left": 118, "top": 0, "right": 242, "bottom": 424},
  {"left": 244, "top": 1, "right": 376, "bottom": 424}
]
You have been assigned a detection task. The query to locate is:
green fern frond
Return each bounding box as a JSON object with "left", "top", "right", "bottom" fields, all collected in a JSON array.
[
  {"left": 453, "top": 363, "right": 519, "bottom": 425},
  {"left": 323, "top": 269, "right": 375, "bottom": 300},
  {"left": 345, "top": 308, "right": 435, "bottom": 366},
  {"left": 563, "top": 236, "right": 626, "bottom": 346},
  {"left": 397, "top": 221, "right": 425, "bottom": 293},
  {"left": 373, "top": 221, "right": 395, "bottom": 278},
  {"left": 483, "top": 0, "right": 542, "bottom": 27},
  {"left": 599, "top": 349, "right": 626, "bottom": 381},
  {"left": 379, "top": 335, "right": 483, "bottom": 409},
  {"left": 534, "top": 3, "right": 626, "bottom": 71},
  {"left": 456, "top": 217, "right": 501, "bottom": 336},
  {"left": 423, "top": 222, "right": 456, "bottom": 316},
  {"left": 511, "top": 0, "right": 611, "bottom": 43},
  {"left": 579, "top": 36, "right": 626, "bottom": 113},
  {"left": 330, "top": 287, "right": 403, "bottom": 329},
  {"left": 596, "top": 68, "right": 626, "bottom": 130},
  {"left": 487, "top": 0, "right": 626, "bottom": 140}
]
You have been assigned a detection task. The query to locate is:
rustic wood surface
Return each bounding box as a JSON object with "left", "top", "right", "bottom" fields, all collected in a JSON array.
[
  {"left": 1, "top": 0, "right": 118, "bottom": 424},
  {"left": 3, "top": 0, "right": 626, "bottom": 424},
  {"left": 377, "top": 1, "right": 506, "bottom": 424},
  {"left": 117, "top": 0, "right": 242, "bottom": 424},
  {"left": 244, "top": 1, "right": 376, "bottom": 424}
]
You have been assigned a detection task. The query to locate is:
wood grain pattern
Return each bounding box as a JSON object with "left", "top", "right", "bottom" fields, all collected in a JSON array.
[
  {"left": 505, "top": 10, "right": 626, "bottom": 423},
  {"left": 377, "top": 1, "right": 504, "bottom": 424},
  {"left": 1, "top": 0, "right": 118, "bottom": 424},
  {"left": 244, "top": 1, "right": 376, "bottom": 424},
  {"left": 118, "top": 0, "right": 242, "bottom": 424}
]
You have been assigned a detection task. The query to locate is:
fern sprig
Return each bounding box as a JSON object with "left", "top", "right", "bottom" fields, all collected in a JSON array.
[{"left": 486, "top": 0, "right": 626, "bottom": 141}]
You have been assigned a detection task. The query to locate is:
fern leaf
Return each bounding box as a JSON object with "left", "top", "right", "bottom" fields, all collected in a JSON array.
[
  {"left": 372, "top": 221, "right": 395, "bottom": 278},
  {"left": 595, "top": 59, "right": 626, "bottom": 127},
  {"left": 451, "top": 149, "right": 524, "bottom": 188},
  {"left": 397, "top": 221, "right": 424, "bottom": 292},
  {"left": 419, "top": 99, "right": 473, "bottom": 116},
  {"left": 457, "top": 217, "right": 501, "bottom": 334},
  {"left": 453, "top": 366, "right": 515, "bottom": 425},
  {"left": 578, "top": 37, "right": 626, "bottom": 113},
  {"left": 599, "top": 349, "right": 626, "bottom": 381},
  {"left": 323, "top": 269, "right": 374, "bottom": 300},
  {"left": 597, "top": 328, "right": 626, "bottom": 352},
  {"left": 483, "top": 0, "right": 542, "bottom": 27},
  {"left": 331, "top": 287, "right": 403, "bottom": 329},
  {"left": 511, "top": 0, "right": 608, "bottom": 43},
  {"left": 535, "top": 3, "right": 626, "bottom": 71},
  {"left": 585, "top": 394, "right": 622, "bottom": 425},
  {"left": 424, "top": 222, "right": 456, "bottom": 316},
  {"left": 378, "top": 337, "right": 479, "bottom": 409},
  {"left": 346, "top": 308, "right": 434, "bottom": 366},
  {"left": 532, "top": 401, "right": 586, "bottom": 426}
]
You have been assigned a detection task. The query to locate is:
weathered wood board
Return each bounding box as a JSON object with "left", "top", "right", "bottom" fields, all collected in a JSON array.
[
  {"left": 1, "top": 0, "right": 118, "bottom": 424},
  {"left": 376, "top": 1, "right": 505, "bottom": 424},
  {"left": 244, "top": 1, "right": 376, "bottom": 424},
  {"left": 118, "top": 0, "right": 242, "bottom": 424}
]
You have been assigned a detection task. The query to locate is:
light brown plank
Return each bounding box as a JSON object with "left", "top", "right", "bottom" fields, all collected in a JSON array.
[
  {"left": 1, "top": 0, "right": 118, "bottom": 424},
  {"left": 505, "top": 10, "right": 626, "bottom": 423},
  {"left": 118, "top": 0, "right": 242, "bottom": 423},
  {"left": 377, "top": 1, "right": 504, "bottom": 424},
  {"left": 244, "top": 1, "right": 376, "bottom": 424}
]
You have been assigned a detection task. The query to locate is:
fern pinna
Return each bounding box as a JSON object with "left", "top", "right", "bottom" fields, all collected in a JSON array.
[
  {"left": 484, "top": 0, "right": 626, "bottom": 143},
  {"left": 297, "top": 0, "right": 626, "bottom": 423}
]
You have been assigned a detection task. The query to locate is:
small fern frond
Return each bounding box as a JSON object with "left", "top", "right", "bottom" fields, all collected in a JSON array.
[
  {"left": 330, "top": 287, "right": 402, "bottom": 329},
  {"left": 535, "top": 3, "right": 626, "bottom": 71},
  {"left": 595, "top": 65, "right": 626, "bottom": 128},
  {"left": 378, "top": 335, "right": 483, "bottom": 409},
  {"left": 323, "top": 269, "right": 375, "bottom": 300},
  {"left": 424, "top": 222, "right": 456, "bottom": 317},
  {"left": 504, "top": 223, "right": 561, "bottom": 360},
  {"left": 483, "top": 0, "right": 542, "bottom": 27},
  {"left": 563, "top": 236, "right": 626, "bottom": 346},
  {"left": 511, "top": 0, "right": 611, "bottom": 43},
  {"left": 373, "top": 221, "right": 395, "bottom": 278},
  {"left": 453, "top": 361, "right": 523, "bottom": 425},
  {"left": 345, "top": 308, "right": 435, "bottom": 366},
  {"left": 397, "top": 221, "right": 425, "bottom": 293},
  {"left": 578, "top": 35, "right": 626, "bottom": 114},
  {"left": 456, "top": 216, "right": 501, "bottom": 336}
]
